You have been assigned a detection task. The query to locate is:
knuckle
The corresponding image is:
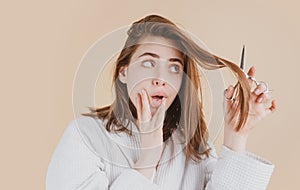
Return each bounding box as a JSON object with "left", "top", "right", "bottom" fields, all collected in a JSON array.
[
  {"left": 258, "top": 84, "right": 264, "bottom": 90},
  {"left": 260, "top": 93, "right": 266, "bottom": 98},
  {"left": 260, "top": 83, "right": 267, "bottom": 91}
]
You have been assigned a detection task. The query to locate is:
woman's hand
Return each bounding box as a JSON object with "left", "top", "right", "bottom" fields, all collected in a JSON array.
[
  {"left": 223, "top": 66, "right": 277, "bottom": 153},
  {"left": 133, "top": 89, "right": 166, "bottom": 179}
]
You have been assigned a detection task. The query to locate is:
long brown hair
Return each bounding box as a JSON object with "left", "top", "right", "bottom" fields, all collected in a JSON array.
[{"left": 83, "top": 15, "right": 250, "bottom": 163}]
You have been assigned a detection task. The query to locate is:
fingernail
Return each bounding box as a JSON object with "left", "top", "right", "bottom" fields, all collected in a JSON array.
[
  {"left": 258, "top": 97, "right": 263, "bottom": 103},
  {"left": 255, "top": 88, "right": 260, "bottom": 95},
  {"left": 141, "top": 89, "right": 145, "bottom": 95}
]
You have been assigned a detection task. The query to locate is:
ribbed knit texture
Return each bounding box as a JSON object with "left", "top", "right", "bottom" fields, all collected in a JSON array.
[{"left": 46, "top": 116, "right": 274, "bottom": 190}]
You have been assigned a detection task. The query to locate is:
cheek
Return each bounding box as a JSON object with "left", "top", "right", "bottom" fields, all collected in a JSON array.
[
  {"left": 166, "top": 75, "right": 183, "bottom": 108},
  {"left": 126, "top": 67, "right": 152, "bottom": 101},
  {"left": 166, "top": 85, "right": 181, "bottom": 107},
  {"left": 167, "top": 75, "right": 182, "bottom": 92},
  {"left": 126, "top": 79, "right": 148, "bottom": 106}
]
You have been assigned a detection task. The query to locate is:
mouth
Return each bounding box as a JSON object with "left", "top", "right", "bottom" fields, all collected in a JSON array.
[
  {"left": 150, "top": 94, "right": 167, "bottom": 108},
  {"left": 151, "top": 95, "right": 165, "bottom": 100}
]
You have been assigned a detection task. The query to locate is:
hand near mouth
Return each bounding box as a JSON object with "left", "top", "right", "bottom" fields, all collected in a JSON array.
[
  {"left": 135, "top": 89, "right": 166, "bottom": 144},
  {"left": 133, "top": 89, "right": 167, "bottom": 179}
]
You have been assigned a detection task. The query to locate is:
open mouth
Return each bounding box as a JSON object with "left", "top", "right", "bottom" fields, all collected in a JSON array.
[
  {"left": 150, "top": 95, "right": 166, "bottom": 108},
  {"left": 151, "top": 95, "right": 164, "bottom": 100}
]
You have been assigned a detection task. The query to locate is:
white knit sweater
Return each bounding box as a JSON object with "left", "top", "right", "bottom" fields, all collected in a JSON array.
[{"left": 46, "top": 116, "right": 274, "bottom": 190}]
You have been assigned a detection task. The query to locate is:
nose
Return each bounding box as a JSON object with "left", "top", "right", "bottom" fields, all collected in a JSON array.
[{"left": 152, "top": 79, "right": 166, "bottom": 86}]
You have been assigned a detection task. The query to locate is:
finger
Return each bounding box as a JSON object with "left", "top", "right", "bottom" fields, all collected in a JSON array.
[
  {"left": 255, "top": 93, "right": 271, "bottom": 104},
  {"left": 262, "top": 93, "right": 272, "bottom": 104},
  {"left": 223, "top": 85, "right": 235, "bottom": 113},
  {"left": 153, "top": 98, "right": 167, "bottom": 128},
  {"left": 265, "top": 100, "right": 277, "bottom": 116},
  {"left": 140, "top": 89, "right": 151, "bottom": 123},
  {"left": 258, "top": 81, "right": 268, "bottom": 93},
  {"left": 269, "top": 100, "right": 277, "bottom": 112},
  {"left": 253, "top": 83, "right": 268, "bottom": 96},
  {"left": 225, "top": 85, "right": 235, "bottom": 99},
  {"left": 247, "top": 66, "right": 256, "bottom": 77},
  {"left": 247, "top": 66, "right": 256, "bottom": 86},
  {"left": 136, "top": 94, "right": 142, "bottom": 122}
]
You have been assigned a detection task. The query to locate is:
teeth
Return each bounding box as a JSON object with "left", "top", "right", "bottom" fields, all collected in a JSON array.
[{"left": 152, "top": 96, "right": 163, "bottom": 99}]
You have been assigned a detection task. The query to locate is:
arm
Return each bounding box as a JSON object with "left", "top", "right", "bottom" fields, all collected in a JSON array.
[
  {"left": 204, "top": 143, "right": 274, "bottom": 190},
  {"left": 223, "top": 66, "right": 276, "bottom": 153},
  {"left": 204, "top": 66, "right": 276, "bottom": 189},
  {"left": 46, "top": 119, "right": 160, "bottom": 190},
  {"left": 133, "top": 89, "right": 166, "bottom": 180}
]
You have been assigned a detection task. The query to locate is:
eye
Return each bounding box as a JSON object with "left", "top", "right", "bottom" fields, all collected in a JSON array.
[
  {"left": 170, "top": 64, "right": 181, "bottom": 73},
  {"left": 142, "top": 60, "right": 155, "bottom": 68}
]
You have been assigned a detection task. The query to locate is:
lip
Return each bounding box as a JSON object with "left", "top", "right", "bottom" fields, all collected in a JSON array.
[
  {"left": 149, "top": 91, "right": 167, "bottom": 108},
  {"left": 150, "top": 91, "right": 168, "bottom": 98}
]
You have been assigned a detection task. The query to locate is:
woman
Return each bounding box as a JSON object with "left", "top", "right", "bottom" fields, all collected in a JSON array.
[{"left": 46, "top": 14, "right": 276, "bottom": 190}]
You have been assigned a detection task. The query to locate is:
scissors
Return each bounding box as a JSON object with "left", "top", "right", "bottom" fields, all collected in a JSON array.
[{"left": 229, "top": 45, "right": 270, "bottom": 101}]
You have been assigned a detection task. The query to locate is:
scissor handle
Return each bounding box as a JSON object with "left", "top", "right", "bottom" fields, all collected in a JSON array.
[{"left": 247, "top": 75, "right": 260, "bottom": 86}]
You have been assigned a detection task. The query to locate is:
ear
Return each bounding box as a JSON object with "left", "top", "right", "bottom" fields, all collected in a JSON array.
[{"left": 118, "top": 66, "right": 128, "bottom": 84}]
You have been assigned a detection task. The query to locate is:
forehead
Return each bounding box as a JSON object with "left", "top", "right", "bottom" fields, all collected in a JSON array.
[{"left": 131, "top": 36, "right": 183, "bottom": 60}]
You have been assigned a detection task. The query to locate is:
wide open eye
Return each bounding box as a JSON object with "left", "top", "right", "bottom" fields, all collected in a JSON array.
[
  {"left": 142, "top": 60, "right": 155, "bottom": 68},
  {"left": 170, "top": 64, "right": 181, "bottom": 73}
]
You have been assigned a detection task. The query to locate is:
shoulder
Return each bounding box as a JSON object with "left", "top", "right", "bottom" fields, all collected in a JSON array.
[
  {"left": 68, "top": 116, "right": 108, "bottom": 137},
  {"left": 47, "top": 116, "right": 110, "bottom": 189},
  {"left": 65, "top": 116, "right": 109, "bottom": 143},
  {"left": 65, "top": 116, "right": 136, "bottom": 166},
  {"left": 68, "top": 115, "right": 106, "bottom": 129},
  {"left": 61, "top": 116, "right": 111, "bottom": 157}
]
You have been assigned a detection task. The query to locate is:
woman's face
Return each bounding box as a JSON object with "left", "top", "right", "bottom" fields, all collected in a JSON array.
[{"left": 120, "top": 36, "right": 184, "bottom": 115}]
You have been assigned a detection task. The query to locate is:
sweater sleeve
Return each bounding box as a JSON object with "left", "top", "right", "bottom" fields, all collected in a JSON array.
[
  {"left": 46, "top": 119, "right": 160, "bottom": 190},
  {"left": 203, "top": 144, "right": 274, "bottom": 190}
]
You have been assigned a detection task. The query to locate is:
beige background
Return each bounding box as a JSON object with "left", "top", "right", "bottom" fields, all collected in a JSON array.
[{"left": 1, "top": 0, "right": 299, "bottom": 189}]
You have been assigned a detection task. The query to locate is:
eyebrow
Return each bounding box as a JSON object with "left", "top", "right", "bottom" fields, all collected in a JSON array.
[{"left": 138, "top": 52, "right": 183, "bottom": 65}]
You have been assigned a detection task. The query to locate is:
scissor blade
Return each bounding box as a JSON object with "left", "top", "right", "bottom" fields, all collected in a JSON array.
[{"left": 240, "top": 45, "right": 245, "bottom": 71}]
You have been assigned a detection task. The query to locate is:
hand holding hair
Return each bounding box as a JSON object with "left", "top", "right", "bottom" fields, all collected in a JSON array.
[{"left": 223, "top": 66, "right": 276, "bottom": 153}]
